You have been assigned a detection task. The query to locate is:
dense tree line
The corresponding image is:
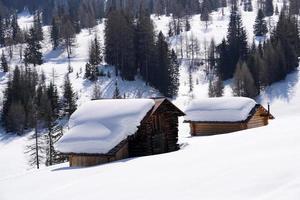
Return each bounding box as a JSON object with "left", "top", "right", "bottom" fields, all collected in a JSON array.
[
  {"left": 2, "top": 67, "right": 76, "bottom": 168},
  {"left": 104, "top": 9, "right": 179, "bottom": 97},
  {"left": 2, "top": 66, "right": 77, "bottom": 134},
  {"left": 0, "top": 11, "right": 24, "bottom": 48},
  {"left": 214, "top": 4, "right": 300, "bottom": 99},
  {"left": 0, "top": 0, "right": 227, "bottom": 29},
  {"left": 254, "top": 9, "right": 268, "bottom": 37},
  {"left": 232, "top": 9, "right": 299, "bottom": 98},
  {"left": 106, "top": 0, "right": 201, "bottom": 17},
  {"left": 0, "top": 0, "right": 105, "bottom": 25}
]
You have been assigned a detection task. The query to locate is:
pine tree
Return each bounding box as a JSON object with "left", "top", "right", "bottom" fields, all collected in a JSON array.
[
  {"left": 24, "top": 28, "right": 43, "bottom": 66},
  {"left": 264, "top": 0, "right": 274, "bottom": 16},
  {"left": 260, "top": 41, "right": 287, "bottom": 86},
  {"left": 208, "top": 68, "right": 224, "bottom": 97},
  {"left": 216, "top": 38, "right": 230, "bottom": 80},
  {"left": 7, "top": 101, "right": 26, "bottom": 134},
  {"left": 271, "top": 10, "right": 299, "bottom": 71},
  {"left": 105, "top": 10, "right": 136, "bottom": 80},
  {"left": 0, "top": 16, "right": 5, "bottom": 47},
  {"left": 185, "top": 16, "right": 191, "bottom": 31},
  {"left": 254, "top": 9, "right": 268, "bottom": 37},
  {"left": 168, "top": 22, "right": 174, "bottom": 37},
  {"left": 246, "top": 52, "right": 262, "bottom": 93},
  {"left": 224, "top": 5, "right": 248, "bottom": 79},
  {"left": 33, "top": 10, "right": 43, "bottom": 41},
  {"left": 85, "top": 63, "right": 92, "bottom": 79},
  {"left": 47, "top": 82, "right": 59, "bottom": 119},
  {"left": 214, "top": 75, "right": 224, "bottom": 97},
  {"left": 113, "top": 81, "right": 121, "bottom": 99},
  {"left": 11, "top": 11, "right": 22, "bottom": 44},
  {"left": 62, "top": 75, "right": 77, "bottom": 117},
  {"left": 89, "top": 34, "right": 102, "bottom": 66},
  {"left": 50, "top": 17, "right": 59, "bottom": 49},
  {"left": 168, "top": 49, "right": 180, "bottom": 97},
  {"left": 78, "top": 0, "right": 97, "bottom": 30},
  {"left": 1, "top": 51, "right": 8, "bottom": 72},
  {"left": 36, "top": 84, "right": 53, "bottom": 127},
  {"left": 88, "top": 34, "right": 102, "bottom": 81},
  {"left": 243, "top": 0, "right": 253, "bottom": 11},
  {"left": 68, "top": 64, "right": 73, "bottom": 73},
  {"left": 208, "top": 39, "right": 216, "bottom": 72},
  {"left": 201, "top": 0, "right": 210, "bottom": 29},
  {"left": 2, "top": 66, "right": 26, "bottom": 133},
  {"left": 61, "top": 16, "right": 76, "bottom": 60},
  {"left": 233, "top": 61, "right": 258, "bottom": 98},
  {"left": 208, "top": 78, "right": 214, "bottom": 97},
  {"left": 154, "top": 31, "right": 170, "bottom": 96},
  {"left": 92, "top": 82, "right": 102, "bottom": 100},
  {"left": 208, "top": 78, "right": 223, "bottom": 98},
  {"left": 289, "top": 0, "right": 300, "bottom": 15},
  {"left": 135, "top": 8, "right": 156, "bottom": 84}
]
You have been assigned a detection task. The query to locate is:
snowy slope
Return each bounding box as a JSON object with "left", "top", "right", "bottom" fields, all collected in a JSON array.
[
  {"left": 0, "top": 0, "right": 300, "bottom": 199},
  {"left": 1, "top": 69, "right": 300, "bottom": 199},
  {"left": 0, "top": 9, "right": 161, "bottom": 180}
]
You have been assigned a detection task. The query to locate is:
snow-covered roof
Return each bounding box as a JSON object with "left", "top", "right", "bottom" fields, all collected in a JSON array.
[
  {"left": 55, "top": 99, "right": 155, "bottom": 154},
  {"left": 184, "top": 97, "right": 257, "bottom": 122}
]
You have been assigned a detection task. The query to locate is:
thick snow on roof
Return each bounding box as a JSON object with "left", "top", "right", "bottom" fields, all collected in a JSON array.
[
  {"left": 55, "top": 99, "right": 155, "bottom": 154},
  {"left": 184, "top": 97, "right": 257, "bottom": 122}
]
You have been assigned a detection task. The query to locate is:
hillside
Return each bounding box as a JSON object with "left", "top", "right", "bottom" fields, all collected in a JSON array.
[
  {"left": 0, "top": 69, "right": 299, "bottom": 200},
  {"left": 0, "top": 0, "right": 300, "bottom": 199}
]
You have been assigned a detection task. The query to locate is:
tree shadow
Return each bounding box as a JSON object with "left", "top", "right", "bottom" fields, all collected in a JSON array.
[
  {"left": 0, "top": 71, "right": 8, "bottom": 79},
  {"left": 0, "top": 133, "right": 21, "bottom": 144},
  {"left": 43, "top": 48, "right": 66, "bottom": 62},
  {"left": 51, "top": 157, "right": 138, "bottom": 172},
  {"left": 257, "top": 69, "right": 299, "bottom": 104}
]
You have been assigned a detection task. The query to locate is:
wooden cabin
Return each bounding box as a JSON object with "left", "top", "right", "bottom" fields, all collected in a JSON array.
[
  {"left": 184, "top": 97, "right": 274, "bottom": 136},
  {"left": 56, "top": 98, "right": 184, "bottom": 167}
]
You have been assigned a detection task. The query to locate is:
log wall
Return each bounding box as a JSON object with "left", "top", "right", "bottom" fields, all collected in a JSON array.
[
  {"left": 246, "top": 108, "right": 268, "bottom": 129},
  {"left": 129, "top": 111, "right": 180, "bottom": 156},
  {"left": 69, "top": 141, "right": 128, "bottom": 167},
  {"left": 190, "top": 122, "right": 246, "bottom": 136},
  {"left": 190, "top": 109, "right": 270, "bottom": 136}
]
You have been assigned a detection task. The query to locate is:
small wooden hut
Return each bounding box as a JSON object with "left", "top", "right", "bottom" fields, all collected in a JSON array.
[
  {"left": 56, "top": 98, "right": 184, "bottom": 167},
  {"left": 184, "top": 97, "right": 274, "bottom": 136}
]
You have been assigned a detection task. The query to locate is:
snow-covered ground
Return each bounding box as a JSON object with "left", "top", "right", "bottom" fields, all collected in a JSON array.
[
  {"left": 1, "top": 0, "right": 300, "bottom": 199},
  {"left": 1, "top": 69, "right": 300, "bottom": 199}
]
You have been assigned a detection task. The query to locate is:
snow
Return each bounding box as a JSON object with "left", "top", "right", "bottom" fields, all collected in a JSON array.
[
  {"left": 2, "top": 1, "right": 300, "bottom": 200},
  {"left": 1, "top": 112, "right": 300, "bottom": 200},
  {"left": 55, "top": 99, "right": 155, "bottom": 154},
  {"left": 184, "top": 97, "right": 257, "bottom": 122},
  {"left": 17, "top": 10, "right": 34, "bottom": 30},
  {"left": 0, "top": 133, "right": 29, "bottom": 181}
]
